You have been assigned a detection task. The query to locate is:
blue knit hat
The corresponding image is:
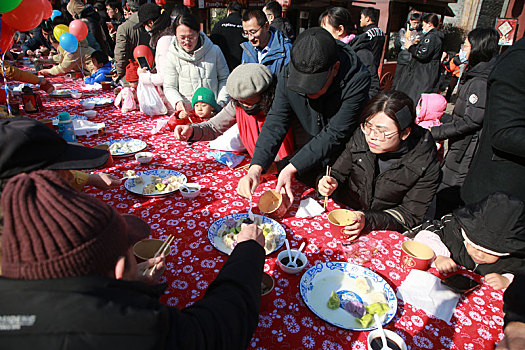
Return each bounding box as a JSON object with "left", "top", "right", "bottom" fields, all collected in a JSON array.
[{"left": 191, "top": 87, "right": 218, "bottom": 111}]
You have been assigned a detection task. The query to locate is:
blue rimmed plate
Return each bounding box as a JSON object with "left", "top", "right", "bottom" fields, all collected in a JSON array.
[
  {"left": 299, "top": 262, "right": 397, "bottom": 331},
  {"left": 208, "top": 213, "right": 285, "bottom": 256},
  {"left": 79, "top": 97, "right": 114, "bottom": 107},
  {"left": 105, "top": 138, "right": 147, "bottom": 156},
  {"left": 124, "top": 169, "right": 187, "bottom": 197},
  {"left": 49, "top": 88, "right": 80, "bottom": 98}
]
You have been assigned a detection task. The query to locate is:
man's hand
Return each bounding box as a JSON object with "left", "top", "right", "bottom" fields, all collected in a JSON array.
[
  {"left": 485, "top": 273, "right": 511, "bottom": 290},
  {"left": 341, "top": 211, "right": 365, "bottom": 240},
  {"left": 237, "top": 223, "right": 265, "bottom": 248},
  {"left": 275, "top": 163, "right": 296, "bottom": 205},
  {"left": 137, "top": 67, "right": 148, "bottom": 75},
  {"left": 434, "top": 256, "right": 458, "bottom": 274},
  {"left": 174, "top": 124, "right": 193, "bottom": 141},
  {"left": 318, "top": 176, "right": 338, "bottom": 197},
  {"left": 39, "top": 78, "right": 55, "bottom": 93},
  {"left": 137, "top": 255, "right": 166, "bottom": 285},
  {"left": 38, "top": 68, "right": 52, "bottom": 76},
  {"left": 237, "top": 165, "right": 263, "bottom": 199},
  {"left": 87, "top": 173, "right": 122, "bottom": 189},
  {"left": 175, "top": 101, "right": 186, "bottom": 112}
]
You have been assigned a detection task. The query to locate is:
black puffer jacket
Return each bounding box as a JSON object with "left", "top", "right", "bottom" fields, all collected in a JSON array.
[
  {"left": 392, "top": 28, "right": 443, "bottom": 104},
  {"left": 80, "top": 6, "right": 113, "bottom": 57},
  {"left": 431, "top": 57, "right": 497, "bottom": 189},
  {"left": 270, "top": 17, "right": 295, "bottom": 42},
  {"left": 328, "top": 125, "right": 441, "bottom": 232},
  {"left": 462, "top": 37, "right": 525, "bottom": 204},
  {"left": 350, "top": 39, "right": 381, "bottom": 99}
]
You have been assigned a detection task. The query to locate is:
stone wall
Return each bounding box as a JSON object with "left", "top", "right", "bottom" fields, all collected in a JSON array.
[{"left": 477, "top": 0, "right": 506, "bottom": 27}]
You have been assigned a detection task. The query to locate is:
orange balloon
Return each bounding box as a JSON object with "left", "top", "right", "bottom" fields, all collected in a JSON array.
[
  {"left": 0, "top": 19, "right": 16, "bottom": 53},
  {"left": 43, "top": 0, "right": 53, "bottom": 19},
  {"left": 3, "top": 0, "right": 45, "bottom": 32}
]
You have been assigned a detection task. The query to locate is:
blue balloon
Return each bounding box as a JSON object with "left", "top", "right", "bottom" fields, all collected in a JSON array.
[
  {"left": 50, "top": 10, "right": 61, "bottom": 21},
  {"left": 59, "top": 32, "right": 78, "bottom": 53}
]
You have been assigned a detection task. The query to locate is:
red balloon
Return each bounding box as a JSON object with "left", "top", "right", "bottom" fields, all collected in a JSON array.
[
  {"left": 133, "top": 45, "right": 153, "bottom": 67},
  {"left": 156, "top": 0, "right": 167, "bottom": 5},
  {"left": 69, "top": 20, "right": 88, "bottom": 41},
  {"left": 43, "top": 0, "right": 53, "bottom": 19},
  {"left": 0, "top": 20, "right": 16, "bottom": 53},
  {"left": 3, "top": 0, "right": 45, "bottom": 32}
]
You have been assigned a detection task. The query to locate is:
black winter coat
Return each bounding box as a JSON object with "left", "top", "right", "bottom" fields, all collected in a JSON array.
[
  {"left": 270, "top": 17, "right": 295, "bottom": 42},
  {"left": 462, "top": 37, "right": 525, "bottom": 204},
  {"left": 210, "top": 12, "right": 246, "bottom": 72},
  {"left": 251, "top": 40, "right": 370, "bottom": 174},
  {"left": 351, "top": 40, "right": 381, "bottom": 99},
  {"left": 81, "top": 6, "right": 113, "bottom": 57},
  {"left": 0, "top": 240, "right": 265, "bottom": 350},
  {"left": 350, "top": 24, "right": 385, "bottom": 68},
  {"left": 431, "top": 58, "right": 497, "bottom": 189},
  {"left": 328, "top": 125, "right": 441, "bottom": 232},
  {"left": 393, "top": 28, "right": 443, "bottom": 104}
]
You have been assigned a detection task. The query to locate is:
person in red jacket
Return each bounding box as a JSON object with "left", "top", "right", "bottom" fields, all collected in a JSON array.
[{"left": 167, "top": 87, "right": 218, "bottom": 130}]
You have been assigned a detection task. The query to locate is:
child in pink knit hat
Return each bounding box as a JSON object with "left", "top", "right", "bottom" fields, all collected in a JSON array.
[{"left": 415, "top": 93, "right": 447, "bottom": 129}]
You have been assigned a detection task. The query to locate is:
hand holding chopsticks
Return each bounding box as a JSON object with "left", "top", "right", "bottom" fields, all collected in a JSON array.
[
  {"left": 143, "top": 235, "right": 174, "bottom": 277},
  {"left": 323, "top": 166, "right": 331, "bottom": 209}
]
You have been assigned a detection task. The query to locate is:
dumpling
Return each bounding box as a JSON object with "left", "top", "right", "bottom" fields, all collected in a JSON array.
[
  {"left": 355, "top": 277, "right": 370, "bottom": 294},
  {"left": 369, "top": 292, "right": 387, "bottom": 304},
  {"left": 142, "top": 184, "right": 156, "bottom": 195},
  {"left": 133, "top": 176, "right": 144, "bottom": 185},
  {"left": 151, "top": 176, "right": 162, "bottom": 184},
  {"left": 165, "top": 182, "right": 179, "bottom": 192},
  {"left": 124, "top": 170, "right": 136, "bottom": 178},
  {"left": 223, "top": 233, "right": 237, "bottom": 249}
]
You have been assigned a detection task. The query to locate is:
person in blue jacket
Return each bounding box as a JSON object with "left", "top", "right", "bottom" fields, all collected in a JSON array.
[
  {"left": 84, "top": 50, "right": 112, "bottom": 85},
  {"left": 240, "top": 9, "right": 291, "bottom": 75}
]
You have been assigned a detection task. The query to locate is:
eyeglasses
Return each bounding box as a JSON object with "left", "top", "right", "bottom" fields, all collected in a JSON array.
[
  {"left": 242, "top": 24, "right": 264, "bottom": 38},
  {"left": 360, "top": 121, "right": 398, "bottom": 141}
]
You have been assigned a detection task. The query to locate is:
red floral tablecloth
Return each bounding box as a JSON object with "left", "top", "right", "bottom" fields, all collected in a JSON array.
[{"left": 15, "top": 78, "right": 505, "bottom": 349}]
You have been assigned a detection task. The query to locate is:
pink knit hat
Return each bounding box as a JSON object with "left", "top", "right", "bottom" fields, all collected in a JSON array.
[
  {"left": 416, "top": 93, "right": 447, "bottom": 124},
  {"left": 1, "top": 170, "right": 149, "bottom": 280}
]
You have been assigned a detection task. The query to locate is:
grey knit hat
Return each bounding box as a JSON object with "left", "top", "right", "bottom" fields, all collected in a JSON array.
[
  {"left": 1, "top": 170, "right": 150, "bottom": 280},
  {"left": 226, "top": 63, "right": 273, "bottom": 100}
]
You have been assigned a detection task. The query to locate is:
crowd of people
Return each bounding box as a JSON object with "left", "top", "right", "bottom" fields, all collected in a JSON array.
[{"left": 1, "top": 0, "right": 525, "bottom": 348}]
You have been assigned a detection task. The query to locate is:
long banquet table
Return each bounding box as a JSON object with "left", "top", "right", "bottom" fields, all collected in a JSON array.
[{"left": 13, "top": 75, "right": 506, "bottom": 349}]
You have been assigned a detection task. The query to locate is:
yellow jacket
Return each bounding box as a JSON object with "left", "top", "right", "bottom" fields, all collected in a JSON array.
[{"left": 2, "top": 61, "right": 40, "bottom": 84}]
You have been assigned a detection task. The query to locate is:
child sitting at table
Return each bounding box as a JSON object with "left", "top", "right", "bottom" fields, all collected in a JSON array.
[
  {"left": 167, "top": 87, "right": 218, "bottom": 130},
  {"left": 84, "top": 50, "right": 112, "bottom": 85},
  {"left": 414, "top": 192, "right": 525, "bottom": 290},
  {"left": 114, "top": 60, "right": 139, "bottom": 112}
]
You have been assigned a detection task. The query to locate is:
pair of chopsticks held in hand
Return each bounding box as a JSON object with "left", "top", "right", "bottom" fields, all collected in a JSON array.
[
  {"left": 323, "top": 166, "right": 332, "bottom": 209},
  {"left": 143, "top": 235, "right": 174, "bottom": 276}
]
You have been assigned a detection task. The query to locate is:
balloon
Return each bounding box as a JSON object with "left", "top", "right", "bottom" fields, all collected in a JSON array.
[
  {"left": 133, "top": 45, "right": 153, "bottom": 67},
  {"left": 43, "top": 0, "right": 53, "bottom": 19},
  {"left": 0, "top": 19, "right": 16, "bottom": 53},
  {"left": 69, "top": 20, "right": 88, "bottom": 41},
  {"left": 50, "top": 9, "right": 61, "bottom": 21},
  {"left": 0, "top": 0, "right": 22, "bottom": 14},
  {"left": 3, "top": 0, "right": 45, "bottom": 32},
  {"left": 156, "top": 0, "right": 167, "bottom": 5},
  {"left": 59, "top": 32, "right": 78, "bottom": 53},
  {"left": 54, "top": 24, "right": 69, "bottom": 41}
]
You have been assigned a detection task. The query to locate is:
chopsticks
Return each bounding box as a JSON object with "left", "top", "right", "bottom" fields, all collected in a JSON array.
[
  {"left": 323, "top": 166, "right": 331, "bottom": 209},
  {"left": 143, "top": 234, "right": 174, "bottom": 276}
]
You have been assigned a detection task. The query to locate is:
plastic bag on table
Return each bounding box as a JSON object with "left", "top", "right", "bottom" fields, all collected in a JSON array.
[
  {"left": 114, "top": 87, "right": 137, "bottom": 113},
  {"left": 208, "top": 124, "right": 246, "bottom": 153},
  {"left": 137, "top": 81, "right": 168, "bottom": 116},
  {"left": 207, "top": 151, "right": 245, "bottom": 168}
]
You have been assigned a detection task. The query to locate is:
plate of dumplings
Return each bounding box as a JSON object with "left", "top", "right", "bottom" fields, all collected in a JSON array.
[{"left": 124, "top": 169, "right": 187, "bottom": 197}]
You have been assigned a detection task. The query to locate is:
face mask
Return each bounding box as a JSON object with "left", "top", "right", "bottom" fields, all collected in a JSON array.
[
  {"left": 422, "top": 29, "right": 429, "bottom": 35},
  {"left": 240, "top": 103, "right": 262, "bottom": 115},
  {"left": 459, "top": 50, "right": 468, "bottom": 63}
]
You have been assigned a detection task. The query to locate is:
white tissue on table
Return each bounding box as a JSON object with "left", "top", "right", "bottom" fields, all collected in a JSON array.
[
  {"left": 208, "top": 124, "right": 246, "bottom": 152},
  {"left": 397, "top": 269, "right": 460, "bottom": 323},
  {"left": 295, "top": 197, "right": 325, "bottom": 218},
  {"left": 72, "top": 120, "right": 105, "bottom": 137},
  {"left": 80, "top": 83, "right": 102, "bottom": 91}
]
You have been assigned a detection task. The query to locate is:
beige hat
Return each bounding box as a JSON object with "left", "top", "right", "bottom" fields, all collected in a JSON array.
[{"left": 226, "top": 63, "right": 273, "bottom": 100}]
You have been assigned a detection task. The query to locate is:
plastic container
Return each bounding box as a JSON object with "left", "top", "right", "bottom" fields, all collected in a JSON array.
[{"left": 57, "top": 112, "right": 77, "bottom": 143}]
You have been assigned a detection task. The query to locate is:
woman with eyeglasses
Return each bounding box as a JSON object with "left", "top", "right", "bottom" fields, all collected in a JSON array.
[
  {"left": 318, "top": 90, "right": 440, "bottom": 239},
  {"left": 163, "top": 13, "right": 230, "bottom": 113}
]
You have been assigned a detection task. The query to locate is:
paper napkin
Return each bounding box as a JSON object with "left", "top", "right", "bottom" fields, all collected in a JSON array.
[
  {"left": 397, "top": 269, "right": 460, "bottom": 323},
  {"left": 295, "top": 197, "right": 325, "bottom": 218}
]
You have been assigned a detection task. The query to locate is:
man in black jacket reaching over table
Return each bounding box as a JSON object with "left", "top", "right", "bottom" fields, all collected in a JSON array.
[{"left": 237, "top": 27, "right": 370, "bottom": 204}]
